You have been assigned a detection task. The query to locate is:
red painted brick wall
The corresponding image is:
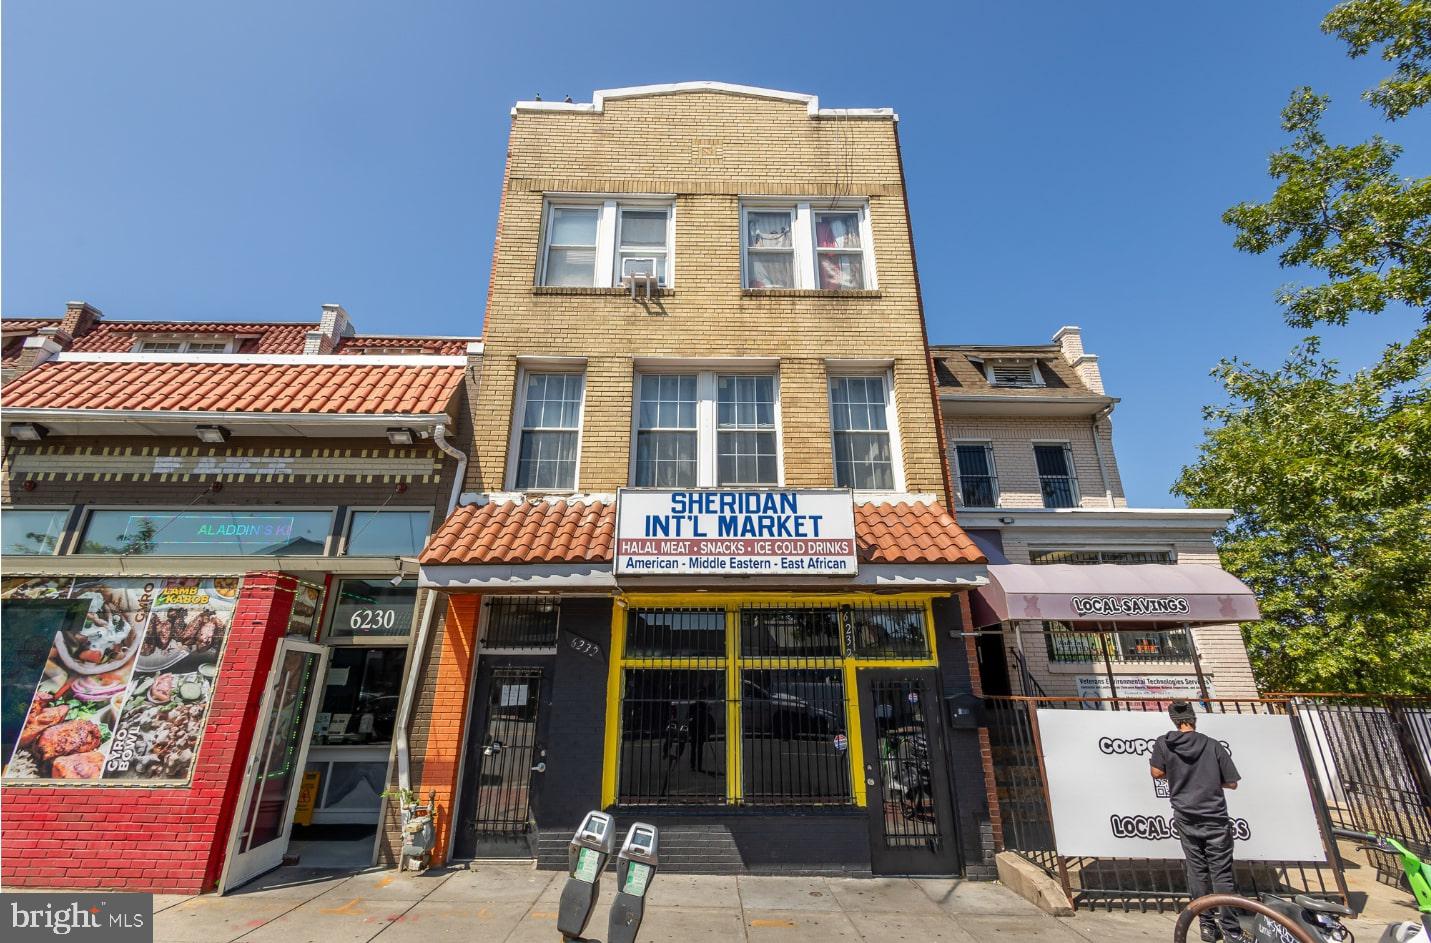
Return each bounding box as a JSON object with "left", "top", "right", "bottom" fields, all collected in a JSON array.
[{"left": 1, "top": 571, "right": 295, "bottom": 893}]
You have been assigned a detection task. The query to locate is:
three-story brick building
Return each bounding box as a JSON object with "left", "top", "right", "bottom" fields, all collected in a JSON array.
[{"left": 413, "top": 83, "right": 997, "bottom": 877}]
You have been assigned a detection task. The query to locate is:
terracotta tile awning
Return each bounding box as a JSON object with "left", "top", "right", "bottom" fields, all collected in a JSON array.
[
  {"left": 3, "top": 361, "right": 465, "bottom": 415},
  {"left": 421, "top": 498, "right": 985, "bottom": 567}
]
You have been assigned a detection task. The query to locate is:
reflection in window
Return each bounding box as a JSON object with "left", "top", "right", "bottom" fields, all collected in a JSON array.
[
  {"left": 313, "top": 647, "right": 408, "bottom": 745},
  {"left": 830, "top": 376, "right": 895, "bottom": 490},
  {"left": 344, "top": 510, "right": 432, "bottom": 556},
  {"left": 625, "top": 608, "right": 725, "bottom": 659},
  {"left": 327, "top": 578, "right": 418, "bottom": 639},
  {"left": 846, "top": 605, "right": 930, "bottom": 659},
  {"left": 618, "top": 669, "right": 726, "bottom": 804},
  {"left": 716, "top": 375, "right": 778, "bottom": 485},
  {"left": 634, "top": 374, "right": 698, "bottom": 487},
  {"left": 2, "top": 508, "right": 69, "bottom": 555},
  {"left": 740, "top": 607, "right": 840, "bottom": 658},
  {"left": 514, "top": 372, "right": 584, "bottom": 490},
  {"left": 742, "top": 669, "right": 851, "bottom": 805},
  {"left": 79, "top": 510, "right": 333, "bottom": 556}
]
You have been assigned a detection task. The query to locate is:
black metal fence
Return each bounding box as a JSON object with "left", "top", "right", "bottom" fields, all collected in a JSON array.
[
  {"left": 986, "top": 696, "right": 1348, "bottom": 912},
  {"left": 1284, "top": 694, "right": 1431, "bottom": 885}
]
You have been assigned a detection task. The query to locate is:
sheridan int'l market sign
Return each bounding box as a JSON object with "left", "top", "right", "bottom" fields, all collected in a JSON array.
[{"left": 614, "top": 489, "right": 858, "bottom": 576}]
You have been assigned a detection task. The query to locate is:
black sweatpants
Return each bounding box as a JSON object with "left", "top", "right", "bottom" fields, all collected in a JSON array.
[{"left": 1177, "top": 816, "right": 1240, "bottom": 938}]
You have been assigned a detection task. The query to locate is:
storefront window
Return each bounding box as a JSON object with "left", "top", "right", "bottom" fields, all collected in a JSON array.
[
  {"left": 612, "top": 600, "right": 934, "bottom": 809},
  {"left": 618, "top": 668, "right": 727, "bottom": 804},
  {"left": 625, "top": 608, "right": 725, "bottom": 658},
  {"left": 326, "top": 579, "right": 418, "bottom": 640},
  {"left": 78, "top": 509, "right": 333, "bottom": 556},
  {"left": 2, "top": 508, "right": 69, "bottom": 555},
  {"left": 1043, "top": 621, "right": 1193, "bottom": 664},
  {"left": 312, "top": 648, "right": 407, "bottom": 745},
  {"left": 742, "top": 668, "right": 850, "bottom": 804},
  {"left": 343, "top": 510, "right": 432, "bottom": 557}
]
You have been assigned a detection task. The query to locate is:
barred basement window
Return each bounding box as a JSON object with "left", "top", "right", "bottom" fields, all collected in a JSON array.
[{"left": 482, "top": 596, "right": 561, "bottom": 649}]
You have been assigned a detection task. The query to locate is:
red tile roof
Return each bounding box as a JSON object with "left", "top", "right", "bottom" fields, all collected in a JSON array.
[
  {"left": 68, "top": 322, "right": 315, "bottom": 354},
  {"left": 421, "top": 499, "right": 985, "bottom": 566},
  {"left": 1, "top": 318, "right": 58, "bottom": 333},
  {"left": 3, "top": 360, "right": 464, "bottom": 415},
  {"left": 335, "top": 337, "right": 472, "bottom": 356}
]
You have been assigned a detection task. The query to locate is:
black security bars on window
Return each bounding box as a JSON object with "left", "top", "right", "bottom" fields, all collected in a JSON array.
[{"left": 482, "top": 596, "right": 561, "bottom": 649}]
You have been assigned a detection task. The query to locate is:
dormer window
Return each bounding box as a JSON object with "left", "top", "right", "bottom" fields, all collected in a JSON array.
[
  {"left": 984, "top": 359, "right": 1044, "bottom": 388},
  {"left": 135, "top": 337, "right": 234, "bottom": 354}
]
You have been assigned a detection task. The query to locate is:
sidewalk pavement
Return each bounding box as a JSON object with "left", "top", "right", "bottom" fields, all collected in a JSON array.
[{"left": 110, "top": 861, "right": 1419, "bottom": 943}]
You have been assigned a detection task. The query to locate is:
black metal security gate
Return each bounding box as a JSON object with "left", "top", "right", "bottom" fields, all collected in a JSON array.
[
  {"left": 454, "top": 662, "right": 548, "bottom": 858},
  {"left": 1289, "top": 695, "right": 1431, "bottom": 884},
  {"left": 858, "top": 670, "right": 959, "bottom": 875}
]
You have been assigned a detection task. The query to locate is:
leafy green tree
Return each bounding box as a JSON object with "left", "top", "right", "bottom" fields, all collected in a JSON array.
[{"left": 1175, "top": 0, "right": 1430, "bottom": 693}]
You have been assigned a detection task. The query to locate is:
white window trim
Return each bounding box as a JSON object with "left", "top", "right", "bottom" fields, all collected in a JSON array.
[
  {"left": 827, "top": 369, "right": 905, "bottom": 492},
  {"left": 133, "top": 337, "right": 237, "bottom": 354},
  {"left": 740, "top": 199, "right": 877, "bottom": 290},
  {"left": 338, "top": 506, "right": 435, "bottom": 557},
  {"left": 538, "top": 198, "right": 675, "bottom": 288},
  {"left": 1032, "top": 441, "right": 1081, "bottom": 507},
  {"left": 952, "top": 440, "right": 999, "bottom": 507},
  {"left": 628, "top": 367, "right": 784, "bottom": 488},
  {"left": 505, "top": 367, "right": 588, "bottom": 492},
  {"left": 983, "top": 358, "right": 1046, "bottom": 388}
]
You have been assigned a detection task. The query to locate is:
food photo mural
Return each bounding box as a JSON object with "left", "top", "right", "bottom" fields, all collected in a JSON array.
[{"left": 1, "top": 576, "right": 239, "bottom": 784}]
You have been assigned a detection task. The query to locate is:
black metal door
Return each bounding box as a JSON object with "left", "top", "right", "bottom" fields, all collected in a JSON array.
[
  {"left": 857, "top": 669, "right": 960, "bottom": 875},
  {"left": 454, "top": 661, "right": 548, "bottom": 858}
]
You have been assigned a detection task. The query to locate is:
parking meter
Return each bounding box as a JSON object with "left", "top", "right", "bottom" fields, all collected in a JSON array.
[
  {"left": 607, "top": 823, "right": 659, "bottom": 943},
  {"left": 558, "top": 811, "right": 614, "bottom": 941}
]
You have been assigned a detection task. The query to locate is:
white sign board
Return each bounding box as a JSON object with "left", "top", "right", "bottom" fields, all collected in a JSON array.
[
  {"left": 1075, "top": 675, "right": 1215, "bottom": 703},
  {"left": 1036, "top": 710, "right": 1326, "bottom": 861},
  {"left": 614, "top": 489, "right": 858, "bottom": 576}
]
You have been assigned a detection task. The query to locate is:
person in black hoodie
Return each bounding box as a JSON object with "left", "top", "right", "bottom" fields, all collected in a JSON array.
[{"left": 1150, "top": 700, "right": 1243, "bottom": 942}]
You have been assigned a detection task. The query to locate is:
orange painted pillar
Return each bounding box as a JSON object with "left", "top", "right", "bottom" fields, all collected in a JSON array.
[{"left": 417, "top": 594, "right": 481, "bottom": 865}]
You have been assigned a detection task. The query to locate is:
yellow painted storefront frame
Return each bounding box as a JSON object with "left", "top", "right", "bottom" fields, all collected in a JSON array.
[{"left": 600, "top": 592, "right": 944, "bottom": 809}]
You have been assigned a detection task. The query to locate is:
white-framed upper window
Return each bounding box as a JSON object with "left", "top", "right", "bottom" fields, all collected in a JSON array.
[
  {"left": 134, "top": 337, "right": 235, "bottom": 353},
  {"left": 631, "top": 371, "right": 781, "bottom": 487},
  {"left": 828, "top": 374, "right": 901, "bottom": 491},
  {"left": 539, "top": 199, "right": 674, "bottom": 288},
  {"left": 511, "top": 371, "right": 586, "bottom": 490},
  {"left": 742, "top": 201, "right": 876, "bottom": 290}
]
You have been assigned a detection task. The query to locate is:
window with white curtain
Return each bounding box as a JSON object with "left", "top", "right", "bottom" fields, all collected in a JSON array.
[
  {"left": 829, "top": 375, "right": 897, "bottom": 490},
  {"left": 631, "top": 372, "right": 781, "bottom": 487},
  {"left": 742, "top": 201, "right": 874, "bottom": 290},
  {"left": 513, "top": 372, "right": 585, "bottom": 490},
  {"left": 539, "top": 200, "right": 674, "bottom": 287}
]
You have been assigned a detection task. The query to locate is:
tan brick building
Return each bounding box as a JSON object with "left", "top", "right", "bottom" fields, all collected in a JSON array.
[
  {"left": 931, "top": 327, "right": 1260, "bottom": 701},
  {"left": 417, "top": 83, "right": 998, "bottom": 877}
]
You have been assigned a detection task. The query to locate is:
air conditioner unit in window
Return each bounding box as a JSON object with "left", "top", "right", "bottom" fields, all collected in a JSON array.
[{"left": 621, "top": 257, "right": 660, "bottom": 299}]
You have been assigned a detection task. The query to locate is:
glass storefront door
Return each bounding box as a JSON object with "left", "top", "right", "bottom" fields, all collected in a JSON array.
[{"left": 220, "top": 638, "right": 327, "bottom": 892}]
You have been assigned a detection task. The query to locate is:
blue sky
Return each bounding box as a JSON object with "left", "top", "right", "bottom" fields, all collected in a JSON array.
[{"left": 4, "top": 1, "right": 1425, "bottom": 504}]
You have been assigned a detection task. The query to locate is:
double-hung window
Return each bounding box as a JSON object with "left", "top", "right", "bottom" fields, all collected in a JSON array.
[
  {"left": 954, "top": 443, "right": 999, "bottom": 507},
  {"left": 1034, "top": 443, "right": 1079, "bottom": 508},
  {"left": 634, "top": 374, "right": 698, "bottom": 487},
  {"left": 513, "top": 372, "right": 584, "bottom": 490},
  {"left": 742, "top": 201, "right": 875, "bottom": 290},
  {"left": 539, "top": 200, "right": 674, "bottom": 288},
  {"left": 631, "top": 372, "right": 780, "bottom": 487},
  {"left": 829, "top": 375, "right": 898, "bottom": 490}
]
